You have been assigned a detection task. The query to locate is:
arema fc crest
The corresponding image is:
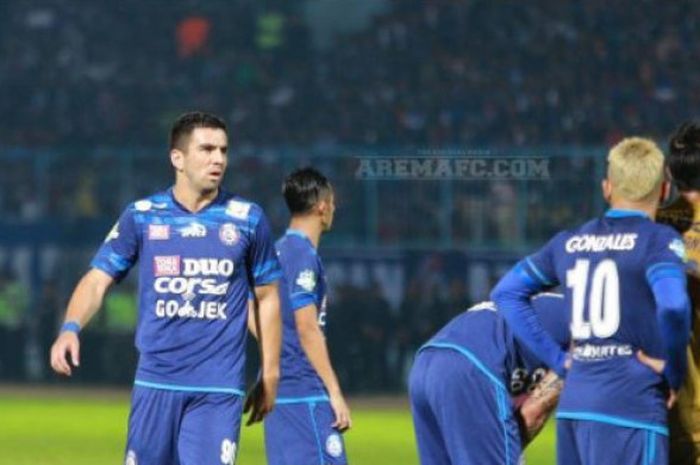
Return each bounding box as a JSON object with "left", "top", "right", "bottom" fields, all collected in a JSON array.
[
  {"left": 326, "top": 433, "right": 343, "bottom": 458},
  {"left": 219, "top": 223, "right": 239, "bottom": 246}
]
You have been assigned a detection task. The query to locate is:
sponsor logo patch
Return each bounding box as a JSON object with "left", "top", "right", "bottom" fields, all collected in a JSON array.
[
  {"left": 153, "top": 256, "right": 181, "bottom": 277},
  {"left": 296, "top": 269, "right": 316, "bottom": 292},
  {"left": 148, "top": 224, "right": 170, "bottom": 240},
  {"left": 134, "top": 200, "right": 152, "bottom": 212},
  {"left": 105, "top": 222, "right": 119, "bottom": 243},
  {"left": 226, "top": 200, "right": 251, "bottom": 219},
  {"left": 179, "top": 222, "right": 207, "bottom": 238},
  {"left": 670, "top": 238, "right": 687, "bottom": 261}
]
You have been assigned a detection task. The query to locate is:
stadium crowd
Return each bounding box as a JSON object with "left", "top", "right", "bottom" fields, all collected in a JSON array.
[{"left": 0, "top": 0, "right": 697, "bottom": 147}]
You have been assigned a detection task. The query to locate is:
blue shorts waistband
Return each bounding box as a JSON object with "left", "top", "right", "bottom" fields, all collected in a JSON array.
[
  {"left": 275, "top": 395, "right": 330, "bottom": 405},
  {"left": 134, "top": 379, "right": 245, "bottom": 396},
  {"left": 556, "top": 411, "right": 668, "bottom": 436}
]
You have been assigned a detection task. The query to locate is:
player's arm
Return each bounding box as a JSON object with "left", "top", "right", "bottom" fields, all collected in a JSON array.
[
  {"left": 254, "top": 281, "right": 282, "bottom": 400},
  {"left": 517, "top": 370, "right": 563, "bottom": 447},
  {"left": 247, "top": 297, "right": 257, "bottom": 338},
  {"left": 51, "top": 206, "right": 138, "bottom": 377},
  {"left": 244, "top": 284, "right": 282, "bottom": 425},
  {"left": 50, "top": 268, "right": 114, "bottom": 376},
  {"left": 243, "top": 208, "right": 283, "bottom": 424},
  {"left": 640, "top": 267, "right": 691, "bottom": 406},
  {"left": 296, "top": 304, "right": 351, "bottom": 431},
  {"left": 491, "top": 261, "right": 568, "bottom": 377},
  {"left": 638, "top": 232, "right": 692, "bottom": 406}
]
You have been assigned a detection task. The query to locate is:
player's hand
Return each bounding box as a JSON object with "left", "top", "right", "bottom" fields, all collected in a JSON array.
[
  {"left": 329, "top": 391, "right": 352, "bottom": 432},
  {"left": 50, "top": 331, "right": 80, "bottom": 376},
  {"left": 243, "top": 379, "right": 265, "bottom": 425},
  {"left": 243, "top": 372, "right": 278, "bottom": 426},
  {"left": 666, "top": 389, "right": 679, "bottom": 409},
  {"left": 636, "top": 350, "right": 665, "bottom": 374},
  {"left": 636, "top": 350, "right": 678, "bottom": 409}
]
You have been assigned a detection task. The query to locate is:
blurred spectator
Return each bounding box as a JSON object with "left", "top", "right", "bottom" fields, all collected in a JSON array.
[{"left": 176, "top": 16, "right": 211, "bottom": 58}]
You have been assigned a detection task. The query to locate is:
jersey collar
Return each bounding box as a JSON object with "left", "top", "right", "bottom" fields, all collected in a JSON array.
[
  {"left": 169, "top": 187, "right": 225, "bottom": 214},
  {"left": 604, "top": 208, "right": 650, "bottom": 219},
  {"left": 285, "top": 228, "right": 316, "bottom": 249}
]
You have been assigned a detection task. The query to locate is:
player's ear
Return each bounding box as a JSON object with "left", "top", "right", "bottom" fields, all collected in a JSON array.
[
  {"left": 601, "top": 179, "right": 612, "bottom": 203},
  {"left": 658, "top": 180, "right": 672, "bottom": 205},
  {"left": 170, "top": 149, "right": 184, "bottom": 172},
  {"left": 316, "top": 199, "right": 328, "bottom": 217}
]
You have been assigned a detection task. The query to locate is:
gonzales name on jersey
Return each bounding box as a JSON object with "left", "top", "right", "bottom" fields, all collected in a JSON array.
[{"left": 91, "top": 189, "right": 282, "bottom": 394}]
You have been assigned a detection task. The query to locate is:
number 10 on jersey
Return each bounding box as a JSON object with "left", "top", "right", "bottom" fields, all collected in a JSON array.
[{"left": 567, "top": 259, "right": 621, "bottom": 340}]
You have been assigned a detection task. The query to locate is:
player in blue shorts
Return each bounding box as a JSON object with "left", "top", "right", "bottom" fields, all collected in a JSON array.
[
  {"left": 409, "top": 293, "right": 570, "bottom": 465},
  {"left": 492, "top": 137, "right": 691, "bottom": 465},
  {"left": 263, "top": 167, "right": 351, "bottom": 465},
  {"left": 49, "top": 111, "right": 283, "bottom": 465}
]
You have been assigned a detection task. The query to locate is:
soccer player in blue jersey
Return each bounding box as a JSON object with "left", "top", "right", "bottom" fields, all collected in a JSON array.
[
  {"left": 410, "top": 293, "right": 570, "bottom": 465},
  {"left": 492, "top": 137, "right": 692, "bottom": 465},
  {"left": 263, "top": 167, "right": 351, "bottom": 465},
  {"left": 49, "top": 111, "right": 283, "bottom": 465}
]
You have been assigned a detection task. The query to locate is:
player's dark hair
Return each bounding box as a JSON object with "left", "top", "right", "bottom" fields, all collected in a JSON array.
[
  {"left": 170, "top": 111, "right": 227, "bottom": 150},
  {"left": 282, "top": 167, "right": 332, "bottom": 215},
  {"left": 668, "top": 121, "right": 700, "bottom": 191}
]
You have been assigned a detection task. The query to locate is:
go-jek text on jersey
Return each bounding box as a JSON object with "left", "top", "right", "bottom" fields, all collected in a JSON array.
[{"left": 91, "top": 189, "right": 282, "bottom": 394}]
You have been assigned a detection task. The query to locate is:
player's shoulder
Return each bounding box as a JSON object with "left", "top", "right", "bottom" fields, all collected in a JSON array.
[
  {"left": 646, "top": 221, "right": 686, "bottom": 259},
  {"left": 123, "top": 191, "right": 172, "bottom": 215},
  {"left": 275, "top": 232, "right": 318, "bottom": 265},
  {"left": 647, "top": 221, "right": 683, "bottom": 240},
  {"left": 542, "top": 224, "right": 580, "bottom": 248}
]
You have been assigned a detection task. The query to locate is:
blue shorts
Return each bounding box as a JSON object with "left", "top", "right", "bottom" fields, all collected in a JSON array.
[
  {"left": 125, "top": 385, "right": 243, "bottom": 465},
  {"left": 264, "top": 397, "right": 347, "bottom": 465},
  {"left": 557, "top": 419, "right": 667, "bottom": 465},
  {"left": 409, "top": 347, "right": 521, "bottom": 465}
]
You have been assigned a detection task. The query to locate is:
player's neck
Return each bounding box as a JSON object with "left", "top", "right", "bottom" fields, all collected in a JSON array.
[
  {"left": 172, "top": 183, "right": 218, "bottom": 213},
  {"left": 288, "top": 218, "right": 322, "bottom": 249},
  {"left": 609, "top": 199, "right": 657, "bottom": 218}
]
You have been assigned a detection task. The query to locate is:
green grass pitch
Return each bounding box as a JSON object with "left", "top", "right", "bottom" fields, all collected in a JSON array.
[{"left": 0, "top": 390, "right": 556, "bottom": 464}]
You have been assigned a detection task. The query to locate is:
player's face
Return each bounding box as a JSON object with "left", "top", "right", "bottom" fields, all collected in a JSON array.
[
  {"left": 172, "top": 127, "right": 228, "bottom": 193},
  {"left": 320, "top": 191, "right": 336, "bottom": 232}
]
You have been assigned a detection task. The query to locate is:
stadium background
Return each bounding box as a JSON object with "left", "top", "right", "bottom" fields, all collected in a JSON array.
[{"left": 0, "top": 1, "right": 693, "bottom": 463}]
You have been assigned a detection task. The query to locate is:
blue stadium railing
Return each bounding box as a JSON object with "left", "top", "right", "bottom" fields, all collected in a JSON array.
[{"left": 0, "top": 145, "right": 607, "bottom": 250}]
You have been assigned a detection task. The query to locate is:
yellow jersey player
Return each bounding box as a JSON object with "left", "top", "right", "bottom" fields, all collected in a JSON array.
[{"left": 663, "top": 121, "right": 700, "bottom": 465}]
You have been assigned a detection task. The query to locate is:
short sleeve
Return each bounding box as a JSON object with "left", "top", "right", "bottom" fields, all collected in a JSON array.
[
  {"left": 645, "top": 226, "right": 687, "bottom": 286},
  {"left": 90, "top": 206, "right": 140, "bottom": 282},
  {"left": 284, "top": 251, "right": 320, "bottom": 312},
  {"left": 247, "top": 211, "right": 282, "bottom": 286}
]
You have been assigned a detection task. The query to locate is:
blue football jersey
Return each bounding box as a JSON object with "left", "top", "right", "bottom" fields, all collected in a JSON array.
[
  {"left": 275, "top": 229, "right": 328, "bottom": 398},
  {"left": 423, "top": 293, "right": 570, "bottom": 395},
  {"left": 91, "top": 189, "right": 282, "bottom": 393},
  {"left": 522, "top": 210, "right": 687, "bottom": 429}
]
